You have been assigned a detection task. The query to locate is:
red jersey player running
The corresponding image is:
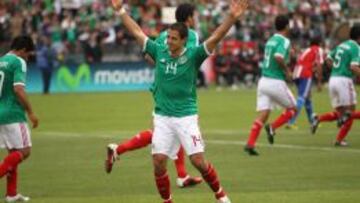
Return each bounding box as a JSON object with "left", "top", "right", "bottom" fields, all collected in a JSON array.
[
  {"left": 109, "top": 0, "right": 248, "bottom": 202},
  {"left": 287, "top": 36, "right": 324, "bottom": 129},
  {"left": 104, "top": 3, "right": 203, "bottom": 188}
]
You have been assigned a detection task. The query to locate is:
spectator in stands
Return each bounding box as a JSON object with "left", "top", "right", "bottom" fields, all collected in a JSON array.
[{"left": 36, "top": 35, "right": 57, "bottom": 94}]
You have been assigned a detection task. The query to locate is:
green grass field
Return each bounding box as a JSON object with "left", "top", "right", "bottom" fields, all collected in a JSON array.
[{"left": 1, "top": 88, "right": 360, "bottom": 203}]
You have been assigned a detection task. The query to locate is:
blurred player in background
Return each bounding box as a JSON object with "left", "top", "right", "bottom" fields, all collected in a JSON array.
[
  {"left": 105, "top": 3, "right": 203, "bottom": 188},
  {"left": 0, "top": 36, "right": 39, "bottom": 202},
  {"left": 109, "top": 0, "right": 248, "bottom": 202},
  {"left": 286, "top": 36, "right": 324, "bottom": 129},
  {"left": 244, "top": 15, "right": 296, "bottom": 156},
  {"left": 311, "top": 25, "right": 360, "bottom": 146}
]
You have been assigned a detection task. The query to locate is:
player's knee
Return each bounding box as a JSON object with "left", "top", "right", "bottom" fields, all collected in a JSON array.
[
  {"left": 189, "top": 153, "right": 207, "bottom": 172},
  {"left": 19, "top": 148, "right": 31, "bottom": 159},
  {"left": 152, "top": 154, "right": 168, "bottom": 174}
]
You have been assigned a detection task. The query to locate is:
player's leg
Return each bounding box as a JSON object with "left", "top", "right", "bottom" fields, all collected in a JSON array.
[
  {"left": 288, "top": 78, "right": 311, "bottom": 127},
  {"left": 0, "top": 123, "right": 31, "bottom": 202},
  {"left": 190, "top": 154, "right": 230, "bottom": 203},
  {"left": 334, "top": 105, "right": 355, "bottom": 146},
  {"left": 153, "top": 154, "right": 172, "bottom": 203},
  {"left": 312, "top": 77, "right": 342, "bottom": 134},
  {"left": 176, "top": 115, "right": 230, "bottom": 203},
  {"left": 116, "top": 129, "right": 153, "bottom": 155},
  {"left": 174, "top": 146, "right": 202, "bottom": 188},
  {"left": 245, "top": 77, "right": 272, "bottom": 155},
  {"left": 245, "top": 110, "right": 270, "bottom": 156},
  {"left": 151, "top": 115, "right": 178, "bottom": 203},
  {"left": 304, "top": 97, "right": 315, "bottom": 123},
  {"left": 267, "top": 81, "right": 297, "bottom": 141},
  {"left": 105, "top": 129, "right": 152, "bottom": 173}
]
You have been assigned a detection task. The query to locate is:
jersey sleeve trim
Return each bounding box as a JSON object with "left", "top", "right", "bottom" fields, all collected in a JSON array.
[
  {"left": 351, "top": 62, "right": 359, "bottom": 66},
  {"left": 194, "top": 32, "right": 200, "bottom": 46},
  {"left": 275, "top": 53, "right": 284, "bottom": 58},
  {"left": 143, "top": 37, "right": 149, "bottom": 52},
  {"left": 13, "top": 82, "right": 25, "bottom": 86},
  {"left": 204, "top": 43, "right": 212, "bottom": 56}
]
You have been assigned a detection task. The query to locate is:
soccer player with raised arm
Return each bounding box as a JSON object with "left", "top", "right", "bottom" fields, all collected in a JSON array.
[
  {"left": 311, "top": 25, "right": 360, "bottom": 146},
  {"left": 105, "top": 3, "right": 202, "bottom": 188},
  {"left": 109, "top": 0, "right": 248, "bottom": 202},
  {"left": 287, "top": 37, "right": 324, "bottom": 129},
  {"left": 244, "top": 15, "right": 297, "bottom": 156},
  {"left": 0, "top": 36, "right": 39, "bottom": 202}
]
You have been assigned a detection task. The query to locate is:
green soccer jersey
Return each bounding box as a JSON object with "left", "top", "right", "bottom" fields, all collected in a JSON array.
[
  {"left": 144, "top": 38, "right": 210, "bottom": 117},
  {"left": 261, "top": 34, "right": 291, "bottom": 80},
  {"left": 328, "top": 40, "right": 360, "bottom": 78},
  {"left": 0, "top": 53, "right": 27, "bottom": 124},
  {"left": 155, "top": 28, "right": 199, "bottom": 48}
]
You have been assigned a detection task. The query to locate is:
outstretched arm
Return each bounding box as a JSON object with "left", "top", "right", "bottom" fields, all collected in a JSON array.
[
  {"left": 205, "top": 0, "right": 248, "bottom": 53},
  {"left": 111, "top": 0, "right": 147, "bottom": 46}
]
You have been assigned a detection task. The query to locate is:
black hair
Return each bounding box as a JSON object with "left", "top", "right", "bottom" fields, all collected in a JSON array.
[
  {"left": 10, "top": 36, "right": 35, "bottom": 52},
  {"left": 350, "top": 24, "right": 360, "bottom": 40},
  {"left": 169, "top": 22, "right": 188, "bottom": 39},
  {"left": 310, "top": 36, "right": 322, "bottom": 46},
  {"left": 175, "top": 3, "right": 195, "bottom": 23},
  {"left": 275, "top": 15, "right": 289, "bottom": 31}
]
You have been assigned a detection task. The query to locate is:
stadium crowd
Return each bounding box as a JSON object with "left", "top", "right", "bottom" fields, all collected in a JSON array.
[{"left": 0, "top": 0, "right": 358, "bottom": 86}]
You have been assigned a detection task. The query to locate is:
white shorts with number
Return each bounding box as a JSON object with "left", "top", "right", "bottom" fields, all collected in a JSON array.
[
  {"left": 329, "top": 77, "right": 357, "bottom": 108},
  {"left": 152, "top": 114, "right": 204, "bottom": 160},
  {"left": 256, "top": 77, "right": 296, "bottom": 111},
  {"left": 0, "top": 122, "right": 32, "bottom": 149}
]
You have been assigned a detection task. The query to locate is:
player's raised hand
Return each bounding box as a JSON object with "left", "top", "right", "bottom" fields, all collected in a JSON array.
[
  {"left": 111, "top": 0, "right": 123, "bottom": 11},
  {"left": 229, "top": 0, "right": 248, "bottom": 19}
]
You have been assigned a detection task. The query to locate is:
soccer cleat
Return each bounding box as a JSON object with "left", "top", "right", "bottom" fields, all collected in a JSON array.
[
  {"left": 285, "top": 124, "right": 298, "bottom": 130},
  {"left": 5, "top": 194, "right": 30, "bottom": 202},
  {"left": 215, "top": 190, "right": 231, "bottom": 203},
  {"left": 265, "top": 124, "right": 275, "bottom": 144},
  {"left": 163, "top": 198, "right": 173, "bottom": 203},
  {"left": 176, "top": 175, "right": 202, "bottom": 188},
  {"left": 217, "top": 196, "right": 231, "bottom": 203},
  {"left": 244, "top": 145, "right": 259, "bottom": 156},
  {"left": 105, "top": 143, "right": 119, "bottom": 174},
  {"left": 310, "top": 115, "right": 320, "bottom": 134},
  {"left": 334, "top": 140, "right": 349, "bottom": 147}
]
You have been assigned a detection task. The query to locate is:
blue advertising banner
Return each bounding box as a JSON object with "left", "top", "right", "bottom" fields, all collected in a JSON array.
[{"left": 27, "top": 62, "right": 154, "bottom": 93}]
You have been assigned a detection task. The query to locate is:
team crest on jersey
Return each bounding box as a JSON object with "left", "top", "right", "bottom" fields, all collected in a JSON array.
[
  {"left": 178, "top": 56, "right": 188, "bottom": 65},
  {"left": 160, "top": 58, "right": 166, "bottom": 63}
]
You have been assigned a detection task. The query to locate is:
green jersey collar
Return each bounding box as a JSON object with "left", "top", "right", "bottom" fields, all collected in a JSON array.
[{"left": 274, "top": 33, "right": 289, "bottom": 40}]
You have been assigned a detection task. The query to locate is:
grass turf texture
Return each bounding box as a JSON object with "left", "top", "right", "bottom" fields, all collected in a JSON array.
[{"left": 1, "top": 88, "right": 359, "bottom": 203}]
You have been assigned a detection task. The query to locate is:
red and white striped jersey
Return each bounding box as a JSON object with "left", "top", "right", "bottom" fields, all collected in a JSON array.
[{"left": 293, "top": 45, "right": 324, "bottom": 79}]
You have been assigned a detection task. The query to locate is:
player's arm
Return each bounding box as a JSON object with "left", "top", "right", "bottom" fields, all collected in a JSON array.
[
  {"left": 14, "top": 86, "right": 39, "bottom": 128},
  {"left": 111, "top": 0, "right": 147, "bottom": 47},
  {"left": 314, "top": 48, "right": 324, "bottom": 91},
  {"left": 350, "top": 47, "right": 360, "bottom": 76},
  {"left": 350, "top": 64, "right": 360, "bottom": 76},
  {"left": 314, "top": 63, "right": 323, "bottom": 91},
  {"left": 204, "top": 0, "right": 248, "bottom": 53},
  {"left": 275, "top": 55, "right": 292, "bottom": 81}
]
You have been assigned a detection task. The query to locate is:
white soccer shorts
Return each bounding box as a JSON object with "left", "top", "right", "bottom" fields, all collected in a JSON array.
[
  {"left": 256, "top": 77, "right": 296, "bottom": 111},
  {"left": 152, "top": 114, "right": 205, "bottom": 160},
  {"left": 0, "top": 122, "right": 32, "bottom": 149},
  {"left": 329, "top": 77, "right": 357, "bottom": 108}
]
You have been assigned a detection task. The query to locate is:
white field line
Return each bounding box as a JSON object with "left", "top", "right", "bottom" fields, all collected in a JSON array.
[{"left": 35, "top": 130, "right": 360, "bottom": 154}]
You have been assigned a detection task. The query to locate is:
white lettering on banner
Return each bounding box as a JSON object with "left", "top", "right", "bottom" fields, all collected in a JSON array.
[{"left": 94, "top": 69, "right": 154, "bottom": 85}]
